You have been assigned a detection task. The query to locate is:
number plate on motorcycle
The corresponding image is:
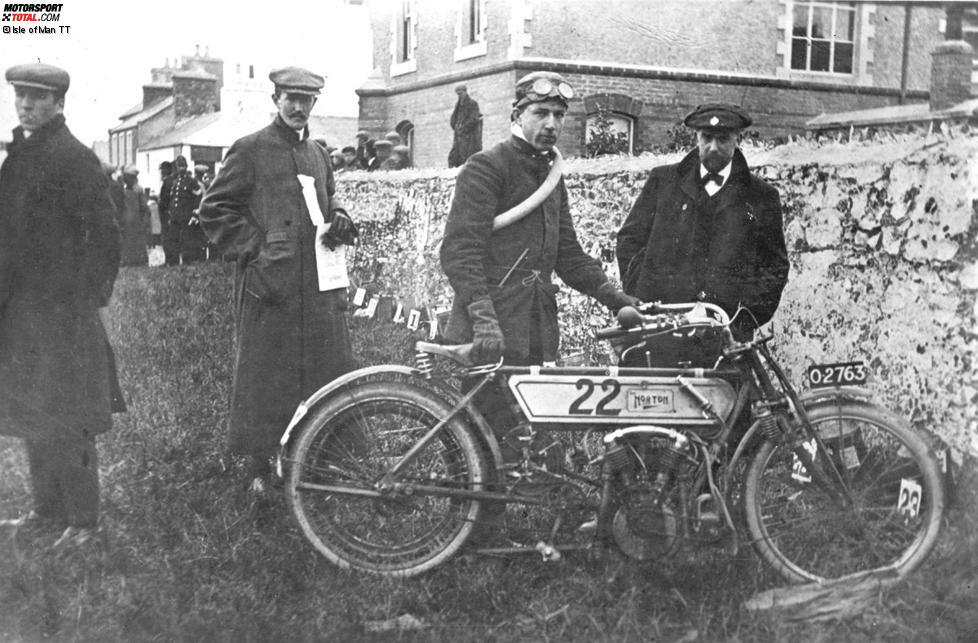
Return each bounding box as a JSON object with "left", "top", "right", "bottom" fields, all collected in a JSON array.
[
  {"left": 507, "top": 374, "right": 736, "bottom": 426},
  {"left": 806, "top": 361, "right": 867, "bottom": 388}
]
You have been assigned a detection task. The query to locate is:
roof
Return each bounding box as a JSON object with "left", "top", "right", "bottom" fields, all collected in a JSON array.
[
  {"left": 172, "top": 67, "right": 217, "bottom": 81},
  {"left": 109, "top": 97, "right": 174, "bottom": 134},
  {"left": 140, "top": 111, "right": 223, "bottom": 149},
  {"left": 806, "top": 98, "right": 978, "bottom": 130},
  {"left": 139, "top": 111, "right": 360, "bottom": 151}
]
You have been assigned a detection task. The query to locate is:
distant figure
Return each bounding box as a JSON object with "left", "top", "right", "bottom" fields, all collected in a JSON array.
[
  {"left": 164, "top": 155, "right": 205, "bottom": 263},
  {"left": 158, "top": 160, "right": 178, "bottom": 265},
  {"left": 340, "top": 146, "right": 358, "bottom": 171},
  {"left": 368, "top": 139, "right": 393, "bottom": 171},
  {"left": 380, "top": 144, "right": 411, "bottom": 171},
  {"left": 146, "top": 189, "right": 162, "bottom": 246},
  {"left": 448, "top": 83, "right": 482, "bottom": 167},
  {"left": 119, "top": 165, "right": 150, "bottom": 266},
  {"left": 0, "top": 63, "right": 123, "bottom": 547},
  {"left": 329, "top": 149, "right": 346, "bottom": 171},
  {"left": 354, "top": 130, "right": 370, "bottom": 169}
]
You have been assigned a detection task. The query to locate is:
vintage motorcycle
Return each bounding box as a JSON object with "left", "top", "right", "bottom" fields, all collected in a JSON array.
[{"left": 277, "top": 301, "right": 945, "bottom": 582}]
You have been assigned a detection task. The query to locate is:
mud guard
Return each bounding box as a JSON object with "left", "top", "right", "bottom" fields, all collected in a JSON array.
[
  {"left": 725, "top": 386, "right": 878, "bottom": 487},
  {"left": 276, "top": 364, "right": 504, "bottom": 476}
]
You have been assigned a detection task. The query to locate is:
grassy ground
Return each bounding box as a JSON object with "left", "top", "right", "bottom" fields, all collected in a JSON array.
[{"left": 0, "top": 262, "right": 975, "bottom": 642}]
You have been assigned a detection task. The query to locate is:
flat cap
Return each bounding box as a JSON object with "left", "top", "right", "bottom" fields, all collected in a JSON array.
[
  {"left": 194, "top": 163, "right": 209, "bottom": 172},
  {"left": 269, "top": 66, "right": 324, "bottom": 95},
  {"left": 683, "top": 103, "right": 752, "bottom": 131},
  {"left": 373, "top": 139, "right": 393, "bottom": 149},
  {"left": 6, "top": 63, "right": 70, "bottom": 93},
  {"left": 355, "top": 130, "right": 369, "bottom": 139},
  {"left": 123, "top": 164, "right": 139, "bottom": 175}
]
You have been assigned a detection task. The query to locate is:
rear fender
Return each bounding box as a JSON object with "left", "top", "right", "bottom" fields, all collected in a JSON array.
[{"left": 276, "top": 365, "right": 503, "bottom": 475}]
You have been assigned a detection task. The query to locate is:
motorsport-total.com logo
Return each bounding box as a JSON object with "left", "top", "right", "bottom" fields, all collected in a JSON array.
[{"left": 2, "top": 3, "right": 63, "bottom": 22}]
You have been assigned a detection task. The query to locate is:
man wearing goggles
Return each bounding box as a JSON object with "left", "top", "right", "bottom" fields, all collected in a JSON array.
[{"left": 440, "top": 70, "right": 637, "bottom": 461}]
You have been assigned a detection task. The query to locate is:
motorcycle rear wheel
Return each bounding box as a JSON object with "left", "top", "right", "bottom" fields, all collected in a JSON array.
[
  {"left": 285, "top": 379, "right": 488, "bottom": 577},
  {"left": 743, "top": 400, "right": 944, "bottom": 583}
]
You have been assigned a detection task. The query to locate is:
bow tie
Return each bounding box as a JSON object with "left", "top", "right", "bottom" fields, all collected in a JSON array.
[{"left": 702, "top": 172, "right": 724, "bottom": 187}]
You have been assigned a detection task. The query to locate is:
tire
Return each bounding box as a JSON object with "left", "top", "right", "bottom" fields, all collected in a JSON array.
[
  {"left": 285, "top": 379, "right": 488, "bottom": 577},
  {"left": 743, "top": 400, "right": 944, "bottom": 583}
]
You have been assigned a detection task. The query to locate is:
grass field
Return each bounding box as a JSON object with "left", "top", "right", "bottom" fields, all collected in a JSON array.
[{"left": 0, "top": 263, "right": 975, "bottom": 642}]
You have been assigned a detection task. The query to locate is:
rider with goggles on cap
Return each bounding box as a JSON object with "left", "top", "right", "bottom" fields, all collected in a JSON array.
[{"left": 440, "top": 70, "right": 638, "bottom": 453}]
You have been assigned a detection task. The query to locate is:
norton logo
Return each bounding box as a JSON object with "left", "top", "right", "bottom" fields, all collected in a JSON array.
[{"left": 2, "top": 3, "right": 63, "bottom": 21}]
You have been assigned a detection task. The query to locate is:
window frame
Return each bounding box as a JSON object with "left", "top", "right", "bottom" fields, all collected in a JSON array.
[
  {"left": 789, "top": 0, "right": 857, "bottom": 76},
  {"left": 454, "top": 0, "right": 488, "bottom": 61},
  {"left": 391, "top": 0, "right": 418, "bottom": 77}
]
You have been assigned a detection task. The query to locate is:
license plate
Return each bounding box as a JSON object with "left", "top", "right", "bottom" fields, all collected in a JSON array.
[
  {"left": 626, "top": 389, "right": 675, "bottom": 412},
  {"left": 807, "top": 361, "right": 868, "bottom": 388}
]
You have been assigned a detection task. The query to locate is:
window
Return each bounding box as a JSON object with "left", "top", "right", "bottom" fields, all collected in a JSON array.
[
  {"left": 125, "top": 130, "right": 134, "bottom": 165},
  {"left": 397, "top": 0, "right": 416, "bottom": 63},
  {"left": 463, "top": 0, "right": 484, "bottom": 46},
  {"left": 791, "top": 1, "right": 855, "bottom": 74},
  {"left": 585, "top": 112, "right": 634, "bottom": 156},
  {"left": 455, "top": 0, "right": 487, "bottom": 60},
  {"left": 392, "top": 0, "right": 418, "bottom": 75}
]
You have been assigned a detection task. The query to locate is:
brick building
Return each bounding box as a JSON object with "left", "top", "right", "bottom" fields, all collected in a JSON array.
[{"left": 357, "top": 0, "right": 973, "bottom": 167}]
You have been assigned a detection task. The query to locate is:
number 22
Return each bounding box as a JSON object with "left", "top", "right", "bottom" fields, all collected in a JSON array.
[{"left": 569, "top": 378, "right": 621, "bottom": 416}]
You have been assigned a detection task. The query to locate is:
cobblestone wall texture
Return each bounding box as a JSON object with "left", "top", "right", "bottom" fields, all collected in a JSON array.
[{"left": 335, "top": 132, "right": 978, "bottom": 457}]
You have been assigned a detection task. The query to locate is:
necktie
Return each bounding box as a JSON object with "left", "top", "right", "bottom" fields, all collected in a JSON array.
[{"left": 703, "top": 172, "right": 723, "bottom": 187}]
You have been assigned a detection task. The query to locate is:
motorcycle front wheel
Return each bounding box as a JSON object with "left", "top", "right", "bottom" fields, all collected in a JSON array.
[
  {"left": 284, "top": 379, "right": 489, "bottom": 577},
  {"left": 743, "top": 400, "right": 944, "bottom": 584}
]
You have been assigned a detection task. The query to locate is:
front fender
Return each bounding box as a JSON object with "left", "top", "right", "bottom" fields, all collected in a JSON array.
[
  {"left": 796, "top": 385, "right": 876, "bottom": 408},
  {"left": 275, "top": 364, "right": 504, "bottom": 476}
]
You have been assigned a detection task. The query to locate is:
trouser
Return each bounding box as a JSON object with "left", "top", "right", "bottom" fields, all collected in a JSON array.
[
  {"left": 25, "top": 435, "right": 99, "bottom": 527},
  {"left": 464, "top": 306, "right": 544, "bottom": 460}
]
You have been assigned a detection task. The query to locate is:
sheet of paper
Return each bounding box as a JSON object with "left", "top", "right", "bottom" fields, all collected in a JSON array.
[{"left": 315, "top": 223, "right": 350, "bottom": 291}]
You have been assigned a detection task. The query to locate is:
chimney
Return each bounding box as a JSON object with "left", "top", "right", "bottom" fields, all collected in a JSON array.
[
  {"left": 930, "top": 39, "right": 974, "bottom": 111},
  {"left": 172, "top": 68, "right": 220, "bottom": 119},
  {"left": 142, "top": 83, "right": 172, "bottom": 108}
]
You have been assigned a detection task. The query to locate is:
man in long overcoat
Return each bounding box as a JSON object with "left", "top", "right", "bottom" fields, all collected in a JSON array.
[
  {"left": 199, "top": 67, "right": 358, "bottom": 490},
  {"left": 0, "top": 63, "right": 122, "bottom": 544},
  {"left": 616, "top": 103, "right": 789, "bottom": 364},
  {"left": 448, "top": 84, "right": 482, "bottom": 168},
  {"left": 440, "top": 71, "right": 636, "bottom": 442}
]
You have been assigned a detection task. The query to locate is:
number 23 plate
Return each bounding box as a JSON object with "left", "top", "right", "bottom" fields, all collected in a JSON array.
[{"left": 806, "top": 361, "right": 868, "bottom": 388}]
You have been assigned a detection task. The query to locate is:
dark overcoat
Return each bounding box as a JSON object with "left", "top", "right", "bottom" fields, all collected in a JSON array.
[
  {"left": 440, "top": 135, "right": 610, "bottom": 363},
  {"left": 199, "top": 118, "right": 355, "bottom": 457},
  {"left": 448, "top": 95, "right": 482, "bottom": 168},
  {"left": 0, "top": 115, "right": 122, "bottom": 441},
  {"left": 616, "top": 148, "right": 789, "bottom": 333},
  {"left": 119, "top": 182, "right": 149, "bottom": 266}
]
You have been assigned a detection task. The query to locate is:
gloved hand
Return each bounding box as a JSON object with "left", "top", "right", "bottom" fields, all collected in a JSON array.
[
  {"left": 595, "top": 282, "right": 641, "bottom": 313},
  {"left": 320, "top": 210, "right": 358, "bottom": 250},
  {"left": 467, "top": 297, "right": 505, "bottom": 364}
]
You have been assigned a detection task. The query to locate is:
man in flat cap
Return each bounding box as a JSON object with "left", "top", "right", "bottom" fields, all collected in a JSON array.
[
  {"left": 448, "top": 83, "right": 482, "bottom": 168},
  {"left": 367, "top": 138, "right": 393, "bottom": 171},
  {"left": 0, "top": 63, "right": 123, "bottom": 545},
  {"left": 353, "top": 130, "right": 371, "bottom": 170},
  {"left": 616, "top": 103, "right": 789, "bottom": 365},
  {"left": 199, "top": 66, "right": 358, "bottom": 491},
  {"left": 440, "top": 71, "right": 637, "bottom": 467}
]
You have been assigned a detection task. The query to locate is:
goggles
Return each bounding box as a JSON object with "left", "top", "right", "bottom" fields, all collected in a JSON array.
[{"left": 517, "top": 77, "right": 575, "bottom": 104}]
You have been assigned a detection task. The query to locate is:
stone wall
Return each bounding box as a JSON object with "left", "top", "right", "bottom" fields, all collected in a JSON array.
[{"left": 336, "top": 132, "right": 978, "bottom": 457}]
